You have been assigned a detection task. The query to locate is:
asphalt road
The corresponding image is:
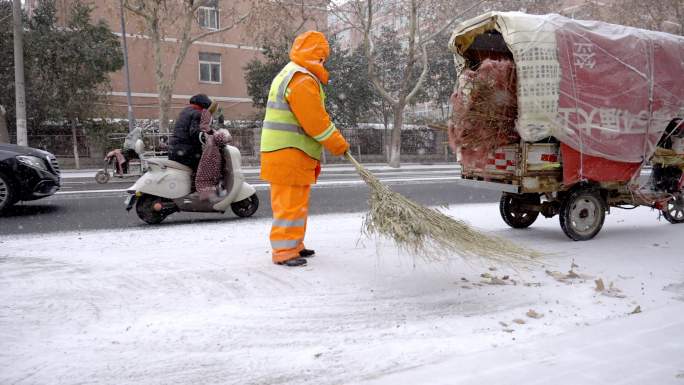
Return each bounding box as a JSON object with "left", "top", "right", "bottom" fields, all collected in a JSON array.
[{"left": 1, "top": 166, "right": 501, "bottom": 236}]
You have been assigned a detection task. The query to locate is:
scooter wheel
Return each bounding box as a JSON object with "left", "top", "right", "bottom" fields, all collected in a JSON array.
[
  {"left": 136, "top": 194, "right": 169, "bottom": 224},
  {"left": 231, "top": 193, "right": 259, "bottom": 217},
  {"left": 95, "top": 170, "right": 110, "bottom": 184}
]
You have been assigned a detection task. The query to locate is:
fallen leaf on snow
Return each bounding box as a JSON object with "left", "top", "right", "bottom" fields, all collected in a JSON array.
[
  {"left": 512, "top": 319, "right": 526, "bottom": 325},
  {"left": 629, "top": 305, "right": 642, "bottom": 315},
  {"left": 526, "top": 309, "right": 544, "bottom": 319},
  {"left": 479, "top": 271, "right": 516, "bottom": 285},
  {"left": 595, "top": 278, "right": 627, "bottom": 298},
  {"left": 566, "top": 270, "right": 580, "bottom": 279},
  {"left": 595, "top": 278, "right": 606, "bottom": 292},
  {"left": 546, "top": 269, "right": 592, "bottom": 283}
]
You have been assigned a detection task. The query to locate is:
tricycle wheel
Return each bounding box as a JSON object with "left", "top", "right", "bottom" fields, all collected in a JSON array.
[
  {"left": 559, "top": 187, "right": 606, "bottom": 241},
  {"left": 499, "top": 193, "right": 540, "bottom": 228},
  {"left": 231, "top": 193, "right": 259, "bottom": 218},
  {"left": 662, "top": 194, "right": 684, "bottom": 224},
  {"left": 95, "top": 170, "right": 110, "bottom": 184},
  {"left": 135, "top": 194, "right": 171, "bottom": 224}
]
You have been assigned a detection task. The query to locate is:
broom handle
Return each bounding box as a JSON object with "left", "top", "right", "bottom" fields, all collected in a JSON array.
[{"left": 344, "top": 151, "right": 363, "bottom": 171}]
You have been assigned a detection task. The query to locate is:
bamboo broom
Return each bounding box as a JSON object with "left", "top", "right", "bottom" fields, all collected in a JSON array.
[{"left": 345, "top": 152, "right": 541, "bottom": 266}]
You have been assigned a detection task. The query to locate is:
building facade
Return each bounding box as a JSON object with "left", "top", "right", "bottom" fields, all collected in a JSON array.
[{"left": 27, "top": 0, "right": 327, "bottom": 121}]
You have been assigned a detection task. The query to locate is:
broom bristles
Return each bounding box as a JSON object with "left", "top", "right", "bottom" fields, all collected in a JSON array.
[{"left": 345, "top": 153, "right": 541, "bottom": 267}]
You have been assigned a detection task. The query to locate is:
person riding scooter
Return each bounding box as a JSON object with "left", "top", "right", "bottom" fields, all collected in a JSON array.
[
  {"left": 124, "top": 130, "right": 258, "bottom": 224},
  {"left": 169, "top": 94, "right": 213, "bottom": 172},
  {"left": 104, "top": 126, "right": 142, "bottom": 177}
]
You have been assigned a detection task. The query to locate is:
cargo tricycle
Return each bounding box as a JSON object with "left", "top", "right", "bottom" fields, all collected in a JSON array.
[{"left": 448, "top": 12, "right": 684, "bottom": 240}]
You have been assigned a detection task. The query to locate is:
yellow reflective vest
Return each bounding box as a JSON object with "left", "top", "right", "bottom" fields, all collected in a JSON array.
[{"left": 260, "top": 62, "right": 329, "bottom": 160}]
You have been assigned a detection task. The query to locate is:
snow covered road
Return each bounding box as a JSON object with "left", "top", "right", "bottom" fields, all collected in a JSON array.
[{"left": 1, "top": 203, "right": 683, "bottom": 384}]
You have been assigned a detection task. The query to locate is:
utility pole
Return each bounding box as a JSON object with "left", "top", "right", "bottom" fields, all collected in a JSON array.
[
  {"left": 119, "top": 0, "right": 135, "bottom": 132},
  {"left": 12, "top": 0, "right": 27, "bottom": 146}
]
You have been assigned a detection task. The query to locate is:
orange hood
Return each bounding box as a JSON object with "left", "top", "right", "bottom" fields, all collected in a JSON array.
[{"left": 289, "top": 31, "right": 330, "bottom": 85}]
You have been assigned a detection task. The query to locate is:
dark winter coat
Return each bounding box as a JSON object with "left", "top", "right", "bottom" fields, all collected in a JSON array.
[{"left": 168, "top": 94, "right": 212, "bottom": 170}]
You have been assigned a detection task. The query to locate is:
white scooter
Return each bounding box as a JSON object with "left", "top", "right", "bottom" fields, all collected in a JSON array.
[{"left": 124, "top": 136, "right": 259, "bottom": 224}]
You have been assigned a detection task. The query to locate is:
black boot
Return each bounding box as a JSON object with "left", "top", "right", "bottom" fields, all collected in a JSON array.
[
  {"left": 277, "top": 258, "right": 307, "bottom": 267},
  {"left": 299, "top": 248, "right": 315, "bottom": 258}
]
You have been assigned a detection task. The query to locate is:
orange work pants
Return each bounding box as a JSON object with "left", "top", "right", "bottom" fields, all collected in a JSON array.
[{"left": 270, "top": 183, "right": 311, "bottom": 263}]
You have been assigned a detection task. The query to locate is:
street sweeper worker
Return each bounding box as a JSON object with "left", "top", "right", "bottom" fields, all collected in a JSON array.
[{"left": 260, "top": 30, "right": 350, "bottom": 267}]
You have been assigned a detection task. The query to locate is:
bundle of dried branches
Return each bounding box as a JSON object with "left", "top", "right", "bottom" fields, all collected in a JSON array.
[
  {"left": 449, "top": 59, "right": 519, "bottom": 153},
  {"left": 345, "top": 153, "right": 541, "bottom": 266}
]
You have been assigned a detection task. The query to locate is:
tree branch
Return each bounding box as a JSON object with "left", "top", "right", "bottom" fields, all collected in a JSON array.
[
  {"left": 422, "top": 0, "right": 485, "bottom": 45},
  {"left": 190, "top": 10, "right": 250, "bottom": 42},
  {"left": 405, "top": 42, "right": 429, "bottom": 104},
  {"left": 399, "top": 0, "right": 419, "bottom": 100},
  {"left": 362, "top": 0, "right": 398, "bottom": 106},
  {"left": 123, "top": 0, "right": 150, "bottom": 20}
]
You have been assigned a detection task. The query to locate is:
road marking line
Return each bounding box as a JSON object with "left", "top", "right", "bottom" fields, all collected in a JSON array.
[{"left": 55, "top": 176, "right": 463, "bottom": 195}]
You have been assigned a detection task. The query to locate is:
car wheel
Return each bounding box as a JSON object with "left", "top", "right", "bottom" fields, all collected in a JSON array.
[{"left": 0, "top": 171, "right": 16, "bottom": 214}]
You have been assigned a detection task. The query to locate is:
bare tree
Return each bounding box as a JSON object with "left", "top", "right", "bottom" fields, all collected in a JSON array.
[
  {"left": 122, "top": 0, "right": 250, "bottom": 131},
  {"left": 0, "top": 105, "right": 9, "bottom": 144},
  {"left": 243, "top": 0, "right": 329, "bottom": 49},
  {"left": 331, "top": 0, "right": 484, "bottom": 167},
  {"left": 582, "top": 0, "right": 683, "bottom": 36}
]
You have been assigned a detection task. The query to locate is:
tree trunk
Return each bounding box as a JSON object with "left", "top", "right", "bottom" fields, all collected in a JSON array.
[
  {"left": 71, "top": 120, "right": 80, "bottom": 170},
  {"left": 158, "top": 87, "right": 172, "bottom": 133},
  {"left": 12, "top": 0, "right": 27, "bottom": 146},
  {"left": 388, "top": 105, "right": 404, "bottom": 168},
  {"left": 0, "top": 105, "right": 9, "bottom": 143},
  {"left": 382, "top": 106, "right": 391, "bottom": 161}
]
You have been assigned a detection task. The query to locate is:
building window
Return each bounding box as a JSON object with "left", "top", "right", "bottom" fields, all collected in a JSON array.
[
  {"left": 198, "top": 5, "right": 219, "bottom": 30},
  {"left": 199, "top": 52, "right": 221, "bottom": 83}
]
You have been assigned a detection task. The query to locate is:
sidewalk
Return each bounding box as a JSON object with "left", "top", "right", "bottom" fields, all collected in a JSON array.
[{"left": 58, "top": 162, "right": 460, "bottom": 179}]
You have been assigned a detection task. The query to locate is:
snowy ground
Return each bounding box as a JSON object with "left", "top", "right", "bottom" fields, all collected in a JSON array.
[{"left": 1, "top": 203, "right": 683, "bottom": 385}]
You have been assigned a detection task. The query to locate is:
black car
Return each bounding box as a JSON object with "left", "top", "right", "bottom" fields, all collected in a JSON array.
[{"left": 0, "top": 143, "right": 61, "bottom": 214}]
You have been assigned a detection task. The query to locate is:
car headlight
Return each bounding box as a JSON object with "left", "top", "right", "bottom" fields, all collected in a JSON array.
[{"left": 16, "top": 155, "right": 48, "bottom": 171}]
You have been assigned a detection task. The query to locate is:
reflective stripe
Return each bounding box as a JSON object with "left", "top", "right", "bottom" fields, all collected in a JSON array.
[
  {"left": 314, "top": 123, "right": 336, "bottom": 142},
  {"left": 276, "top": 64, "right": 320, "bottom": 101},
  {"left": 272, "top": 218, "right": 306, "bottom": 227},
  {"left": 266, "top": 101, "right": 290, "bottom": 110},
  {"left": 277, "top": 68, "right": 300, "bottom": 101},
  {"left": 270, "top": 239, "right": 302, "bottom": 249},
  {"left": 262, "top": 121, "right": 304, "bottom": 134}
]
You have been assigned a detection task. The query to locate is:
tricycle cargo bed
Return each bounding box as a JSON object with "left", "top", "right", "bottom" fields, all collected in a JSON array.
[{"left": 458, "top": 142, "right": 562, "bottom": 193}]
